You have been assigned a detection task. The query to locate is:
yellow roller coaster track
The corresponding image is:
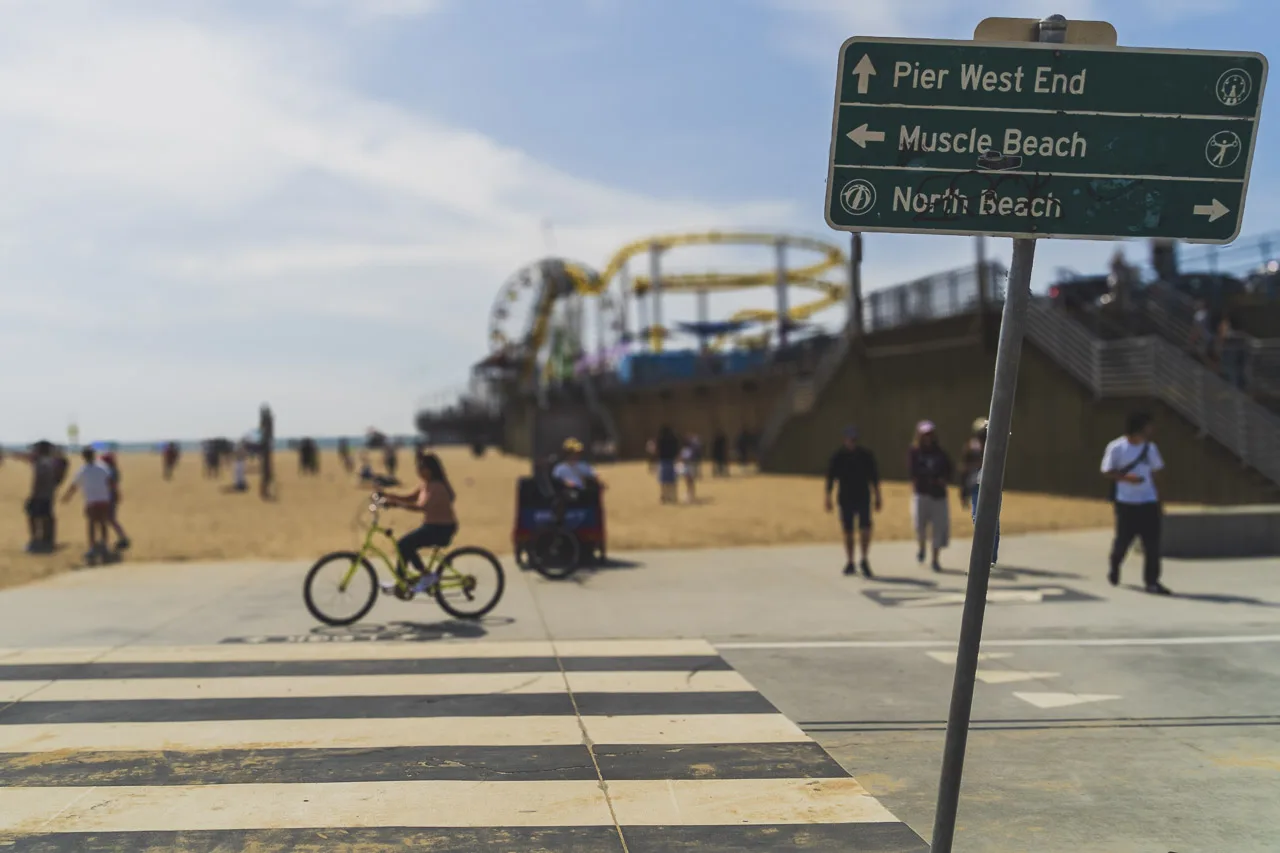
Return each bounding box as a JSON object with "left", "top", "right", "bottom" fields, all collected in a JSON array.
[{"left": 519, "top": 231, "right": 847, "bottom": 379}]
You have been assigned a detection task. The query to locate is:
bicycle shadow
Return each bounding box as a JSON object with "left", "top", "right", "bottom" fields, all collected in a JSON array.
[{"left": 309, "top": 616, "right": 515, "bottom": 642}]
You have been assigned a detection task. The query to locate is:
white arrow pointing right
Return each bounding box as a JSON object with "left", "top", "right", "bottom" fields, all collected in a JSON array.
[
  {"left": 852, "top": 54, "right": 877, "bottom": 95},
  {"left": 1193, "top": 199, "right": 1230, "bottom": 222}
]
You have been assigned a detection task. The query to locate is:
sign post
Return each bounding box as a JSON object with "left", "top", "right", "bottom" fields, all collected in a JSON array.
[{"left": 822, "top": 14, "right": 1267, "bottom": 853}]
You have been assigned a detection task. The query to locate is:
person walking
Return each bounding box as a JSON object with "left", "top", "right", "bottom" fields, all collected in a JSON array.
[
  {"left": 259, "top": 405, "right": 275, "bottom": 500},
  {"left": 908, "top": 420, "right": 952, "bottom": 572},
  {"left": 338, "top": 437, "right": 354, "bottom": 474},
  {"left": 15, "top": 441, "right": 58, "bottom": 552},
  {"left": 100, "top": 451, "right": 131, "bottom": 552},
  {"left": 60, "top": 447, "right": 115, "bottom": 564},
  {"left": 1101, "top": 412, "right": 1171, "bottom": 595},
  {"left": 959, "top": 417, "right": 1000, "bottom": 566},
  {"left": 824, "top": 426, "right": 881, "bottom": 577},
  {"left": 678, "top": 440, "right": 697, "bottom": 503},
  {"left": 711, "top": 431, "right": 729, "bottom": 476},
  {"left": 656, "top": 425, "right": 680, "bottom": 504}
]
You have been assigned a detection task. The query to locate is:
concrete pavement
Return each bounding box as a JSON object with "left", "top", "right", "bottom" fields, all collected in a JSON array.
[{"left": 0, "top": 528, "right": 1278, "bottom": 851}]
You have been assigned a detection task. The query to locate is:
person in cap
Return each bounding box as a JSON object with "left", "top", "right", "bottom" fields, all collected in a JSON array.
[
  {"left": 825, "top": 426, "right": 882, "bottom": 577},
  {"left": 959, "top": 416, "right": 999, "bottom": 566},
  {"left": 553, "top": 438, "right": 601, "bottom": 491},
  {"left": 908, "top": 420, "right": 953, "bottom": 572}
]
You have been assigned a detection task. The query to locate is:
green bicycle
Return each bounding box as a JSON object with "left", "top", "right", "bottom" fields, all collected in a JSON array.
[{"left": 303, "top": 493, "right": 505, "bottom": 626}]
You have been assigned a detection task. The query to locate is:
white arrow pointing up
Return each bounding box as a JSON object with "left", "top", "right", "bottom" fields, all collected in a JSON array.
[
  {"left": 846, "top": 123, "right": 886, "bottom": 148},
  {"left": 852, "top": 54, "right": 877, "bottom": 95},
  {"left": 1193, "top": 199, "right": 1230, "bottom": 222}
]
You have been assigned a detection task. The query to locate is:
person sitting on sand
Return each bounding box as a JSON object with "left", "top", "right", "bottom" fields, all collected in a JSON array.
[{"left": 379, "top": 453, "right": 458, "bottom": 594}]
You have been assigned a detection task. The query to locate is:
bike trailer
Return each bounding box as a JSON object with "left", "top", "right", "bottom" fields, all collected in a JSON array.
[{"left": 513, "top": 477, "right": 606, "bottom": 563}]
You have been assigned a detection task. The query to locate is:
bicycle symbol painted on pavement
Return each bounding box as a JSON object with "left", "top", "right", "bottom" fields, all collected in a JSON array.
[
  {"left": 839, "top": 179, "right": 877, "bottom": 216},
  {"left": 1205, "top": 130, "right": 1242, "bottom": 169}
]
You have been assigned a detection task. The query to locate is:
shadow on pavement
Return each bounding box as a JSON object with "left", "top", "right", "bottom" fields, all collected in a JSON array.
[
  {"left": 310, "top": 616, "right": 515, "bottom": 642},
  {"left": 1171, "top": 591, "right": 1280, "bottom": 608},
  {"left": 990, "top": 564, "right": 1086, "bottom": 581},
  {"left": 868, "top": 575, "right": 939, "bottom": 588}
]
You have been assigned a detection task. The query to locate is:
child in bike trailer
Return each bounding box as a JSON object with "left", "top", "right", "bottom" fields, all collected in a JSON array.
[{"left": 379, "top": 453, "right": 458, "bottom": 594}]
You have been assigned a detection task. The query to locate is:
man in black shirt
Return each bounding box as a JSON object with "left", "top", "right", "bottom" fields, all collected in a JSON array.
[{"left": 825, "top": 426, "right": 882, "bottom": 577}]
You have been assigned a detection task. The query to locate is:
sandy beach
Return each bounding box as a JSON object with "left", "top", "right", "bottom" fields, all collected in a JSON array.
[{"left": 0, "top": 446, "right": 1117, "bottom": 591}]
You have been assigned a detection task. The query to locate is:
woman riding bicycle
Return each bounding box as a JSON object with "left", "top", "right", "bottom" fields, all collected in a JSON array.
[{"left": 379, "top": 453, "right": 457, "bottom": 593}]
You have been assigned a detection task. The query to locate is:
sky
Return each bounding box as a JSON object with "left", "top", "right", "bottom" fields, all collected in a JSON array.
[{"left": 1, "top": 0, "right": 1275, "bottom": 443}]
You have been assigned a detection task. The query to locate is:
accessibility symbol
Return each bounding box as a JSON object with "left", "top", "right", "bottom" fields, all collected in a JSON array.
[
  {"left": 839, "top": 179, "right": 877, "bottom": 216},
  {"left": 1216, "top": 68, "right": 1252, "bottom": 107},
  {"left": 1205, "top": 130, "right": 1242, "bottom": 168}
]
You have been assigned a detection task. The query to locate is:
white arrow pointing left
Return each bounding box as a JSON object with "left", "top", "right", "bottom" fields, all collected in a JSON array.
[
  {"left": 1193, "top": 199, "right": 1230, "bottom": 222},
  {"left": 846, "top": 123, "right": 887, "bottom": 148}
]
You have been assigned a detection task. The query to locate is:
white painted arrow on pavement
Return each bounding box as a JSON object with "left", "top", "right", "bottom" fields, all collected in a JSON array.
[
  {"left": 976, "top": 670, "right": 1061, "bottom": 685},
  {"left": 1193, "top": 199, "right": 1230, "bottom": 222},
  {"left": 926, "top": 651, "right": 1014, "bottom": 665},
  {"left": 1013, "top": 692, "right": 1121, "bottom": 709},
  {"left": 852, "top": 54, "right": 877, "bottom": 94},
  {"left": 889, "top": 587, "right": 1065, "bottom": 608},
  {"left": 846, "top": 123, "right": 886, "bottom": 148}
]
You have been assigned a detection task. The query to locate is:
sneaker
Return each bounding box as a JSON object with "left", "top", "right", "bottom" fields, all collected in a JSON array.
[
  {"left": 916, "top": 547, "right": 926, "bottom": 564},
  {"left": 116, "top": 538, "right": 131, "bottom": 551},
  {"left": 1107, "top": 568, "right": 1120, "bottom": 587},
  {"left": 860, "top": 559, "right": 873, "bottom": 578},
  {"left": 842, "top": 562, "right": 856, "bottom": 576},
  {"left": 931, "top": 558, "right": 942, "bottom": 573},
  {"left": 378, "top": 581, "right": 398, "bottom": 595},
  {"left": 1145, "top": 582, "right": 1172, "bottom": 596},
  {"left": 411, "top": 571, "right": 441, "bottom": 594}
]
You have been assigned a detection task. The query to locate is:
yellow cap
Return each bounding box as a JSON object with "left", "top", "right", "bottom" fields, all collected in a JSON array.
[{"left": 562, "top": 437, "right": 584, "bottom": 452}]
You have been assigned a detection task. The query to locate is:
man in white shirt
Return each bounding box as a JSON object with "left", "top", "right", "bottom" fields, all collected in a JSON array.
[
  {"left": 61, "top": 447, "right": 116, "bottom": 563},
  {"left": 1100, "top": 412, "right": 1170, "bottom": 595},
  {"left": 552, "top": 438, "right": 601, "bottom": 491}
]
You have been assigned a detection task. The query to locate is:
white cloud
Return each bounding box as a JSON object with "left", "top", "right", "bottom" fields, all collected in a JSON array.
[
  {"left": 768, "top": 0, "right": 1101, "bottom": 60},
  {"left": 0, "top": 1, "right": 797, "bottom": 442},
  {"left": 289, "top": 0, "right": 445, "bottom": 20}
]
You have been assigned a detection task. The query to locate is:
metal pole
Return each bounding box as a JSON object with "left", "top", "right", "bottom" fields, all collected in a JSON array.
[
  {"left": 929, "top": 15, "right": 1062, "bottom": 853},
  {"left": 618, "top": 262, "right": 631, "bottom": 345},
  {"left": 850, "top": 233, "right": 864, "bottom": 337},
  {"left": 975, "top": 235, "right": 988, "bottom": 306},
  {"left": 775, "top": 239, "right": 789, "bottom": 348},
  {"left": 697, "top": 289, "right": 710, "bottom": 353},
  {"left": 649, "top": 243, "right": 664, "bottom": 353}
]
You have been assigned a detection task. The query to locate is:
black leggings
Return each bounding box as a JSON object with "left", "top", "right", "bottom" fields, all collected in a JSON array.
[
  {"left": 1110, "top": 502, "right": 1162, "bottom": 585},
  {"left": 397, "top": 524, "right": 457, "bottom": 575}
]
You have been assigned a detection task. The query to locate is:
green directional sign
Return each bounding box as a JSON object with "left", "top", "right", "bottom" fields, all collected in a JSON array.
[{"left": 825, "top": 38, "right": 1268, "bottom": 243}]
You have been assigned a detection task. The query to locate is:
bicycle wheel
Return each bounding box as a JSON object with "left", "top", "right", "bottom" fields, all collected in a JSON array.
[
  {"left": 304, "top": 551, "right": 379, "bottom": 626},
  {"left": 531, "top": 527, "right": 581, "bottom": 580},
  {"left": 433, "top": 546, "right": 505, "bottom": 619}
]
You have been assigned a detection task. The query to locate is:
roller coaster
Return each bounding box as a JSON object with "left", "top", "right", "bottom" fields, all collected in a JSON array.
[{"left": 484, "top": 232, "right": 850, "bottom": 384}]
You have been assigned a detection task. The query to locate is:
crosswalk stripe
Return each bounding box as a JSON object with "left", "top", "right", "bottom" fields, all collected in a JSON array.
[
  {"left": 0, "top": 670, "right": 754, "bottom": 703},
  {"left": 0, "top": 742, "right": 850, "bottom": 787},
  {"left": 0, "top": 713, "right": 807, "bottom": 752},
  {"left": 0, "top": 654, "right": 732, "bottom": 681},
  {"left": 0, "top": 638, "right": 717, "bottom": 665},
  {"left": 0, "top": 777, "right": 889, "bottom": 833}
]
